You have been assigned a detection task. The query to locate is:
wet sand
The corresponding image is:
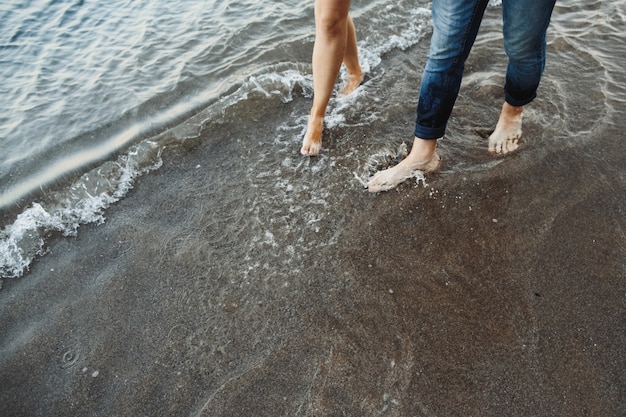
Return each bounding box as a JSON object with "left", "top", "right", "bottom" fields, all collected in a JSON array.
[{"left": 1, "top": 47, "right": 625, "bottom": 416}]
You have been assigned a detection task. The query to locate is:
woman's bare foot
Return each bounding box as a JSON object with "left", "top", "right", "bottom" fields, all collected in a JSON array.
[
  {"left": 338, "top": 71, "right": 364, "bottom": 97},
  {"left": 301, "top": 70, "right": 362, "bottom": 156},
  {"left": 301, "top": 115, "right": 324, "bottom": 156},
  {"left": 488, "top": 102, "right": 523, "bottom": 154},
  {"left": 368, "top": 138, "right": 440, "bottom": 192}
]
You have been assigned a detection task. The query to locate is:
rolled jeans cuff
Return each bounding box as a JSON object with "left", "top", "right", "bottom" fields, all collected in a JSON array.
[{"left": 413, "top": 124, "right": 445, "bottom": 140}]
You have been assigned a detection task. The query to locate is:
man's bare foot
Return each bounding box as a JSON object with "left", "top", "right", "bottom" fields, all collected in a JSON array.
[
  {"left": 337, "top": 71, "right": 364, "bottom": 98},
  {"left": 488, "top": 102, "right": 523, "bottom": 154},
  {"left": 301, "top": 115, "right": 323, "bottom": 156},
  {"left": 368, "top": 138, "right": 440, "bottom": 193}
]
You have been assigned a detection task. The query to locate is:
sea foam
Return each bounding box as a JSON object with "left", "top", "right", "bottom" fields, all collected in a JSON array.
[{"left": 0, "top": 142, "right": 163, "bottom": 279}]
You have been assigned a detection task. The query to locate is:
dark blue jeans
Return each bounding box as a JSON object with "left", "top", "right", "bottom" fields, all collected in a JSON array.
[{"left": 414, "top": 0, "right": 556, "bottom": 139}]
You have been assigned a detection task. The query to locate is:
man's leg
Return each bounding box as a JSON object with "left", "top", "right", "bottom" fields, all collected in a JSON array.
[
  {"left": 301, "top": 0, "right": 362, "bottom": 156},
  {"left": 488, "top": 0, "right": 556, "bottom": 153},
  {"left": 368, "top": 0, "right": 489, "bottom": 192}
]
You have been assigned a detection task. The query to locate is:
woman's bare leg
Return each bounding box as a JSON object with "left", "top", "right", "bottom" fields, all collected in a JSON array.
[
  {"left": 339, "top": 16, "right": 363, "bottom": 97},
  {"left": 301, "top": 0, "right": 362, "bottom": 156}
]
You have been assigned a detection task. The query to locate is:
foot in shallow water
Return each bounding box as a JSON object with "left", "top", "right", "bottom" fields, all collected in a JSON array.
[
  {"left": 488, "top": 102, "right": 523, "bottom": 154},
  {"left": 337, "top": 71, "right": 364, "bottom": 98},
  {"left": 368, "top": 151, "right": 441, "bottom": 193},
  {"left": 301, "top": 71, "right": 364, "bottom": 156},
  {"left": 300, "top": 116, "right": 323, "bottom": 156}
]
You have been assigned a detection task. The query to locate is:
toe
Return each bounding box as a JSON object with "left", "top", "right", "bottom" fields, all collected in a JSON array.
[
  {"left": 368, "top": 182, "right": 389, "bottom": 193},
  {"left": 367, "top": 174, "right": 386, "bottom": 193},
  {"left": 301, "top": 141, "right": 321, "bottom": 156},
  {"left": 488, "top": 136, "right": 497, "bottom": 153}
]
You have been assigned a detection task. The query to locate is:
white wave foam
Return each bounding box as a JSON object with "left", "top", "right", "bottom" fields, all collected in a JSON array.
[{"left": 0, "top": 141, "right": 162, "bottom": 279}]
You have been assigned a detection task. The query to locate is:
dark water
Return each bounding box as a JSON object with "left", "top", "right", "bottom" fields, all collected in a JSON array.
[{"left": 0, "top": 0, "right": 625, "bottom": 416}]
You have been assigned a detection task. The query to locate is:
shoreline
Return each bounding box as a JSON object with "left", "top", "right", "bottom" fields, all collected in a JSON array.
[{"left": 1, "top": 29, "right": 625, "bottom": 416}]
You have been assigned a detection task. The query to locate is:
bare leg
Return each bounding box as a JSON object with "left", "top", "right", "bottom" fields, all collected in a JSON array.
[
  {"left": 338, "top": 16, "right": 363, "bottom": 97},
  {"left": 368, "top": 138, "right": 441, "bottom": 192},
  {"left": 488, "top": 102, "right": 523, "bottom": 154},
  {"left": 301, "top": 0, "right": 362, "bottom": 156}
]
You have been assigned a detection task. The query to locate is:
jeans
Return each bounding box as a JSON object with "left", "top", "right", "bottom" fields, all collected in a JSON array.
[{"left": 414, "top": 0, "right": 556, "bottom": 140}]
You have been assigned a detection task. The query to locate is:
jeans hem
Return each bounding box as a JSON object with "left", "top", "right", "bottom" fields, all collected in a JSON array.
[
  {"left": 504, "top": 90, "right": 537, "bottom": 107},
  {"left": 413, "top": 125, "right": 445, "bottom": 140}
]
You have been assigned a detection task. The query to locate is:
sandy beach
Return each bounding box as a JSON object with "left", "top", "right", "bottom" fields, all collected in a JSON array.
[{"left": 1, "top": 5, "right": 625, "bottom": 414}]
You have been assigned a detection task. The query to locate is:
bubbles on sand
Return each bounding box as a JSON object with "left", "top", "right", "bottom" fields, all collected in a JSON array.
[
  {"left": 364, "top": 142, "right": 409, "bottom": 175},
  {"left": 60, "top": 349, "right": 80, "bottom": 369}
]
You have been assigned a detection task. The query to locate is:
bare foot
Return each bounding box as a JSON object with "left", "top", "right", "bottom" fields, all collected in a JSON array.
[
  {"left": 488, "top": 102, "right": 523, "bottom": 154},
  {"left": 301, "top": 115, "right": 323, "bottom": 156},
  {"left": 368, "top": 139, "right": 440, "bottom": 193},
  {"left": 337, "top": 71, "right": 364, "bottom": 98},
  {"left": 301, "top": 71, "right": 362, "bottom": 156}
]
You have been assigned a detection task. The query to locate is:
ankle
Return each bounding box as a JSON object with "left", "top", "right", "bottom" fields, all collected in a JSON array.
[
  {"left": 503, "top": 102, "right": 523, "bottom": 119},
  {"left": 348, "top": 68, "right": 363, "bottom": 80},
  {"left": 408, "top": 137, "right": 437, "bottom": 161},
  {"left": 308, "top": 113, "right": 324, "bottom": 126}
]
